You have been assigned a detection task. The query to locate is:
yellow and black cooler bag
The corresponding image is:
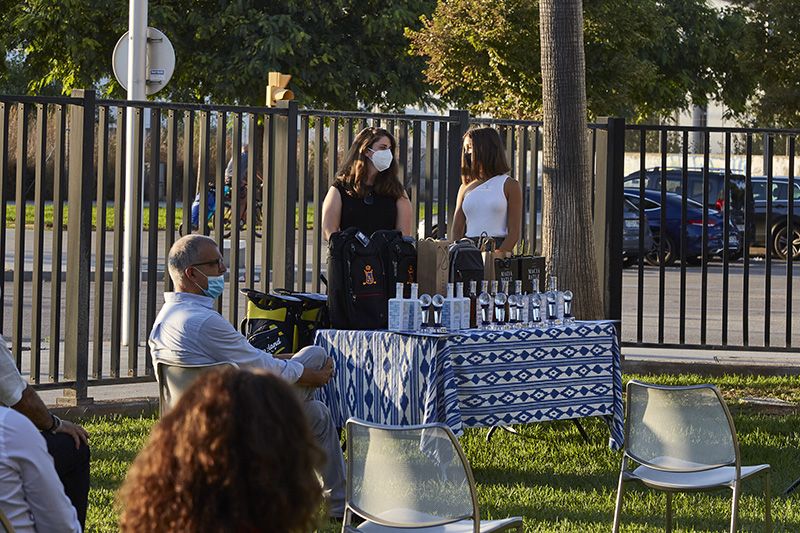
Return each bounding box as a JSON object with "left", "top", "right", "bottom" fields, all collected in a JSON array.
[{"left": 240, "top": 288, "right": 329, "bottom": 355}]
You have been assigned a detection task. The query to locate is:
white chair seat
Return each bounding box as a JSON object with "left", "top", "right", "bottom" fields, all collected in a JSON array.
[
  {"left": 355, "top": 517, "right": 522, "bottom": 532},
  {"left": 628, "top": 464, "right": 770, "bottom": 490}
]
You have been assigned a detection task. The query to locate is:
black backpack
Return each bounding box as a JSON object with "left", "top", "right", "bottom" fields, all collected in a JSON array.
[
  {"left": 448, "top": 238, "right": 484, "bottom": 288},
  {"left": 373, "top": 230, "right": 417, "bottom": 297},
  {"left": 326, "top": 228, "right": 416, "bottom": 329}
]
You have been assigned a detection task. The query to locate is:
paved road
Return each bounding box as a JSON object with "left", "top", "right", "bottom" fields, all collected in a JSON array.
[{"left": 621, "top": 260, "right": 800, "bottom": 349}]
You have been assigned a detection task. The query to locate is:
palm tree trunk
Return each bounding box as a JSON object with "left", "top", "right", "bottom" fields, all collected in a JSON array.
[{"left": 539, "top": 0, "right": 603, "bottom": 319}]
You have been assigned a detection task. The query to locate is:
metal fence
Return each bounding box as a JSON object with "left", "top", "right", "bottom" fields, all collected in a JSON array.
[
  {"left": 10, "top": 88, "right": 796, "bottom": 403},
  {"left": 622, "top": 124, "right": 800, "bottom": 353}
]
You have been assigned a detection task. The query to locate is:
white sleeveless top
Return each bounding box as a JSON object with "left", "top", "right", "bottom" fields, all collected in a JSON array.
[{"left": 462, "top": 174, "right": 509, "bottom": 238}]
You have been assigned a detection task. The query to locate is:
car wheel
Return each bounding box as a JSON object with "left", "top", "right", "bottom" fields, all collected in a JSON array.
[
  {"left": 645, "top": 232, "right": 676, "bottom": 267},
  {"left": 771, "top": 224, "right": 800, "bottom": 260}
]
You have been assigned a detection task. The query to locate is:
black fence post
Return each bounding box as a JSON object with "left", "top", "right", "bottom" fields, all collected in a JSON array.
[
  {"left": 593, "top": 117, "right": 625, "bottom": 330},
  {"left": 271, "top": 101, "right": 298, "bottom": 289},
  {"left": 447, "top": 109, "right": 469, "bottom": 239},
  {"left": 62, "top": 89, "right": 95, "bottom": 404}
]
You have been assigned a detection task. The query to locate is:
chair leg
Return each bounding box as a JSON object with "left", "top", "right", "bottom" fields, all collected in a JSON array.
[
  {"left": 665, "top": 492, "right": 673, "bottom": 533},
  {"left": 764, "top": 472, "right": 772, "bottom": 533},
  {"left": 730, "top": 482, "right": 741, "bottom": 533},
  {"left": 612, "top": 476, "right": 625, "bottom": 533}
]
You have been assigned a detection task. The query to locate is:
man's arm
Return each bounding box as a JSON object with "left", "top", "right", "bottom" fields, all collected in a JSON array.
[
  {"left": 7, "top": 411, "right": 81, "bottom": 533},
  {"left": 202, "top": 313, "right": 305, "bottom": 382},
  {"left": 12, "top": 386, "right": 89, "bottom": 448}
]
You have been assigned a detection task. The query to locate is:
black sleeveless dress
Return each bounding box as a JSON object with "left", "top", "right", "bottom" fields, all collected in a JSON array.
[{"left": 335, "top": 182, "right": 397, "bottom": 236}]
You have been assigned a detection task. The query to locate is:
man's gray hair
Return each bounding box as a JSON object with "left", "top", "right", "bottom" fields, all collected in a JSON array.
[{"left": 168, "top": 234, "right": 217, "bottom": 279}]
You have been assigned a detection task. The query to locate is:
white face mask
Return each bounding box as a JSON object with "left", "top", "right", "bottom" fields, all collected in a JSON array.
[{"left": 368, "top": 148, "right": 393, "bottom": 172}]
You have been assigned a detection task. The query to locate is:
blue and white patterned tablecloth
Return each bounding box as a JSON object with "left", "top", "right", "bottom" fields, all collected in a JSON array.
[{"left": 314, "top": 321, "right": 624, "bottom": 449}]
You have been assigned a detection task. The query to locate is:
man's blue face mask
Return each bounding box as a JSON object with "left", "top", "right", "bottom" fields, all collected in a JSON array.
[{"left": 190, "top": 268, "right": 225, "bottom": 299}]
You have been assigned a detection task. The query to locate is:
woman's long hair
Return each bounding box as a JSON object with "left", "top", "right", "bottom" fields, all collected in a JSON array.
[
  {"left": 461, "top": 127, "right": 510, "bottom": 184},
  {"left": 119, "top": 368, "right": 324, "bottom": 533},
  {"left": 334, "top": 127, "right": 406, "bottom": 199}
]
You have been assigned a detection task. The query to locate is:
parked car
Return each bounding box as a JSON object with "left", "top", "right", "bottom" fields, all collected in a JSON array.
[
  {"left": 624, "top": 188, "right": 741, "bottom": 266},
  {"left": 624, "top": 167, "right": 754, "bottom": 249},
  {"left": 622, "top": 197, "right": 654, "bottom": 265},
  {"left": 749, "top": 176, "right": 800, "bottom": 260}
]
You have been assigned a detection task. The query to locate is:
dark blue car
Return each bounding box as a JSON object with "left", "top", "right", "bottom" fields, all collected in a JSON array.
[{"left": 624, "top": 188, "right": 741, "bottom": 266}]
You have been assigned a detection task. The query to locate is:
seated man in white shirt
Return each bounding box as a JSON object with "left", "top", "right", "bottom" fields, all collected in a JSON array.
[
  {"left": 0, "top": 406, "right": 82, "bottom": 532},
  {"left": 149, "top": 234, "right": 345, "bottom": 517}
]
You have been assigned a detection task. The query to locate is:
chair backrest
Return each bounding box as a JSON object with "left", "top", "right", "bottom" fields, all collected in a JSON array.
[
  {"left": 156, "top": 361, "right": 238, "bottom": 415},
  {"left": 345, "top": 419, "right": 480, "bottom": 529},
  {"left": 625, "top": 380, "right": 739, "bottom": 472}
]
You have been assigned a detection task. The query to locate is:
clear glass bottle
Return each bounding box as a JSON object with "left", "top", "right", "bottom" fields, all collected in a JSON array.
[
  {"left": 530, "top": 293, "right": 542, "bottom": 328},
  {"left": 478, "top": 283, "right": 492, "bottom": 328},
  {"left": 456, "top": 282, "right": 470, "bottom": 330},
  {"left": 441, "top": 283, "right": 459, "bottom": 331},
  {"left": 388, "top": 282, "right": 406, "bottom": 331},
  {"left": 546, "top": 275, "right": 564, "bottom": 324},
  {"left": 432, "top": 293, "right": 445, "bottom": 332},
  {"left": 489, "top": 280, "right": 498, "bottom": 325},
  {"left": 419, "top": 294, "right": 432, "bottom": 332},
  {"left": 494, "top": 282, "right": 507, "bottom": 326},
  {"left": 409, "top": 282, "right": 422, "bottom": 331},
  {"left": 563, "top": 289, "right": 575, "bottom": 325},
  {"left": 528, "top": 278, "right": 540, "bottom": 325},
  {"left": 514, "top": 280, "right": 528, "bottom": 327}
]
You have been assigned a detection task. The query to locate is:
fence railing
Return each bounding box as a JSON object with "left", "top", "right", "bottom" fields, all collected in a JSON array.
[{"left": 622, "top": 124, "right": 800, "bottom": 353}]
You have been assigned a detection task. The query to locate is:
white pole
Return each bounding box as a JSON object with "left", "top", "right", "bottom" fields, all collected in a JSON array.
[{"left": 122, "top": 0, "right": 147, "bottom": 346}]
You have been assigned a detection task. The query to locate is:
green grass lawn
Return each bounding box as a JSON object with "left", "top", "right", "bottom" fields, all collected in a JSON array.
[{"left": 81, "top": 374, "right": 800, "bottom": 532}]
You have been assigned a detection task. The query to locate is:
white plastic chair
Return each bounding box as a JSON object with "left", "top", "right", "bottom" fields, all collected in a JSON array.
[
  {"left": 342, "top": 418, "right": 523, "bottom": 533},
  {"left": 155, "top": 360, "right": 239, "bottom": 415},
  {"left": 612, "top": 380, "right": 771, "bottom": 532}
]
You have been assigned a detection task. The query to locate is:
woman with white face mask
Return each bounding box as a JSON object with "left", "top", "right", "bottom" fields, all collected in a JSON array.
[{"left": 322, "top": 127, "right": 413, "bottom": 240}]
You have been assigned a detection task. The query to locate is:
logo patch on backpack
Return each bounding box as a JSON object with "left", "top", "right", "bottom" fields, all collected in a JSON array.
[
  {"left": 407, "top": 264, "right": 415, "bottom": 283},
  {"left": 363, "top": 264, "right": 377, "bottom": 285}
]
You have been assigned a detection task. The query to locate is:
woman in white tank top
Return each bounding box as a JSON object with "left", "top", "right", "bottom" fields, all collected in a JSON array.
[{"left": 452, "top": 127, "right": 522, "bottom": 255}]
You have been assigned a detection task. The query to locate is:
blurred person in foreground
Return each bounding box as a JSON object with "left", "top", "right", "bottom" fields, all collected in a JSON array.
[{"left": 119, "top": 367, "right": 324, "bottom": 532}]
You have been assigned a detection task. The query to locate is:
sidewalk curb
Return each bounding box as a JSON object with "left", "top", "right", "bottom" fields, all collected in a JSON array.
[
  {"left": 51, "top": 398, "right": 159, "bottom": 420},
  {"left": 623, "top": 359, "right": 800, "bottom": 377}
]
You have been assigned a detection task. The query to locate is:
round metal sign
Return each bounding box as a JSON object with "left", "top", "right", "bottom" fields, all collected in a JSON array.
[{"left": 112, "top": 27, "right": 175, "bottom": 95}]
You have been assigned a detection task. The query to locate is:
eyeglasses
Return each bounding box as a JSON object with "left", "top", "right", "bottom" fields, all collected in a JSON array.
[
  {"left": 190, "top": 258, "right": 225, "bottom": 269},
  {"left": 363, "top": 191, "right": 375, "bottom": 206}
]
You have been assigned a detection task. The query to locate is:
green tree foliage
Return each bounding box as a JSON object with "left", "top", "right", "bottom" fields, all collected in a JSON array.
[
  {"left": 408, "top": 0, "right": 755, "bottom": 121},
  {"left": 729, "top": 0, "right": 800, "bottom": 127},
  {"left": 0, "top": 0, "right": 435, "bottom": 110}
]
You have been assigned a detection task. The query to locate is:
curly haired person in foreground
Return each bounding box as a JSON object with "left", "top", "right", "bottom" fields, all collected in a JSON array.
[{"left": 118, "top": 367, "right": 324, "bottom": 533}]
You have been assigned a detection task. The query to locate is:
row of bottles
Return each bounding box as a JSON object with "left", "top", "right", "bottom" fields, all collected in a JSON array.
[{"left": 388, "top": 277, "right": 575, "bottom": 333}]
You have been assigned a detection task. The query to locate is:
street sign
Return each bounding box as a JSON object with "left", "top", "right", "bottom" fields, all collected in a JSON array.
[{"left": 112, "top": 27, "right": 175, "bottom": 95}]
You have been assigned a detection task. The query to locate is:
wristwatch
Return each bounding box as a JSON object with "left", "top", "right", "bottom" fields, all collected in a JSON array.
[{"left": 47, "top": 413, "right": 62, "bottom": 434}]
